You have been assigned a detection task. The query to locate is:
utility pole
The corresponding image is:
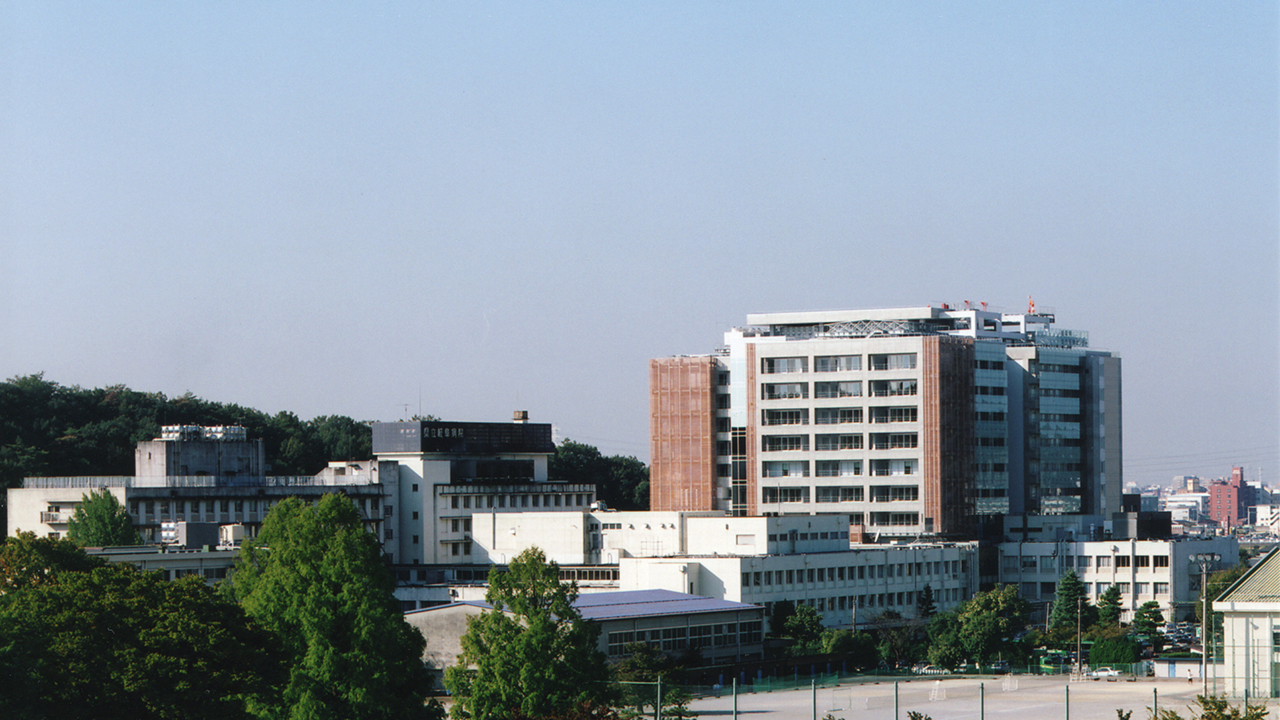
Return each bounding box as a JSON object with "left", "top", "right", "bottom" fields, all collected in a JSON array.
[{"left": 1191, "top": 553, "right": 1221, "bottom": 697}]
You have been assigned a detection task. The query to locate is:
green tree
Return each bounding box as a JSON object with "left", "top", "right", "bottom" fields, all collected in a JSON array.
[
  {"left": 445, "top": 547, "right": 612, "bottom": 720},
  {"left": 820, "top": 629, "right": 880, "bottom": 668},
  {"left": 769, "top": 599, "right": 796, "bottom": 637},
  {"left": 1097, "top": 585, "right": 1124, "bottom": 627},
  {"left": 1090, "top": 635, "right": 1141, "bottom": 665},
  {"left": 916, "top": 584, "right": 936, "bottom": 619},
  {"left": 0, "top": 562, "right": 281, "bottom": 720},
  {"left": 611, "top": 642, "right": 692, "bottom": 720},
  {"left": 784, "top": 603, "right": 825, "bottom": 656},
  {"left": 227, "top": 494, "right": 434, "bottom": 720},
  {"left": 549, "top": 440, "right": 649, "bottom": 510},
  {"left": 955, "top": 585, "right": 1030, "bottom": 665},
  {"left": 66, "top": 488, "right": 141, "bottom": 546},
  {"left": 925, "top": 610, "right": 966, "bottom": 670},
  {"left": 0, "top": 530, "right": 105, "bottom": 592},
  {"left": 1133, "top": 600, "right": 1165, "bottom": 638},
  {"left": 1049, "top": 570, "right": 1097, "bottom": 631},
  {"left": 873, "top": 610, "right": 925, "bottom": 669}
]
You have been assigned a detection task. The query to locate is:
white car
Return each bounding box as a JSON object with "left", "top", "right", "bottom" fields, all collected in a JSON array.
[{"left": 1088, "top": 667, "right": 1122, "bottom": 678}]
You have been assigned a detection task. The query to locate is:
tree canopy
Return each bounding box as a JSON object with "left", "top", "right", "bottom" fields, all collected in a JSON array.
[
  {"left": 783, "top": 603, "right": 825, "bottom": 656},
  {"left": 1097, "top": 585, "right": 1124, "bottom": 627},
  {"left": 67, "top": 488, "right": 141, "bottom": 546},
  {"left": 0, "top": 537, "right": 280, "bottom": 720},
  {"left": 926, "top": 585, "right": 1029, "bottom": 667},
  {"left": 0, "top": 374, "right": 375, "bottom": 527},
  {"left": 445, "top": 547, "right": 613, "bottom": 720},
  {"left": 227, "top": 494, "right": 434, "bottom": 720},
  {"left": 548, "top": 440, "right": 649, "bottom": 510},
  {"left": 1133, "top": 600, "right": 1166, "bottom": 638}
]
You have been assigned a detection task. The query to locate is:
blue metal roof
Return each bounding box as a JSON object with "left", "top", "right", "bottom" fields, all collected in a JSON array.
[{"left": 574, "top": 589, "right": 758, "bottom": 621}]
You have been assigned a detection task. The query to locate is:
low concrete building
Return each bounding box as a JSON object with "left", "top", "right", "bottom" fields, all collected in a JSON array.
[
  {"left": 404, "top": 589, "right": 763, "bottom": 691},
  {"left": 1218, "top": 548, "right": 1280, "bottom": 699},
  {"left": 996, "top": 536, "right": 1238, "bottom": 623}
]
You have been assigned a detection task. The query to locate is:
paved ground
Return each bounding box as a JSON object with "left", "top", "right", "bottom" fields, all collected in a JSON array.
[{"left": 687, "top": 675, "right": 1278, "bottom": 719}]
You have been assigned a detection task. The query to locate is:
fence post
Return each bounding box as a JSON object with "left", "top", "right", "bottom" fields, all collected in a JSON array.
[
  {"left": 732, "top": 678, "right": 737, "bottom": 720},
  {"left": 981, "top": 682, "right": 985, "bottom": 720}
]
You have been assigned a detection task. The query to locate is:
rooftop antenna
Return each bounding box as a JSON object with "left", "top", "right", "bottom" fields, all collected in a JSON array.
[
  {"left": 401, "top": 404, "right": 411, "bottom": 421},
  {"left": 1028, "top": 296, "right": 1036, "bottom": 313}
]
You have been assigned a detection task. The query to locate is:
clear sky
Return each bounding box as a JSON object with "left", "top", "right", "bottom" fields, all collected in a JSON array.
[{"left": 2, "top": 3, "right": 1276, "bottom": 488}]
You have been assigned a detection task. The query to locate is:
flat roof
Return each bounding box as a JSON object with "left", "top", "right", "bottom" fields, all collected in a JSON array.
[{"left": 404, "top": 590, "right": 758, "bottom": 621}]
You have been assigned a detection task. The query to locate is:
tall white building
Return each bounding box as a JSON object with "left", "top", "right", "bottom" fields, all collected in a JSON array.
[{"left": 650, "top": 304, "right": 1122, "bottom": 538}]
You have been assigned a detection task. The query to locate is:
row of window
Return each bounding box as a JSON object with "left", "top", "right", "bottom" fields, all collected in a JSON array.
[
  {"left": 761, "top": 458, "right": 918, "bottom": 478},
  {"left": 762, "top": 353, "right": 917, "bottom": 375},
  {"left": 447, "top": 492, "right": 593, "bottom": 510},
  {"left": 607, "top": 621, "right": 763, "bottom": 656},
  {"left": 1006, "top": 554, "right": 1171, "bottom": 572},
  {"left": 760, "top": 587, "right": 965, "bottom": 618},
  {"left": 742, "top": 559, "right": 967, "bottom": 589},
  {"left": 761, "top": 432, "right": 918, "bottom": 451},
  {"left": 1022, "top": 581, "right": 1170, "bottom": 598}
]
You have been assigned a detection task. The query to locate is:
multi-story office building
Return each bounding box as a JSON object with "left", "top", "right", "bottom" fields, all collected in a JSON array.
[
  {"left": 996, "top": 535, "right": 1237, "bottom": 623},
  {"left": 8, "top": 416, "right": 595, "bottom": 565},
  {"left": 650, "top": 304, "right": 1122, "bottom": 538}
]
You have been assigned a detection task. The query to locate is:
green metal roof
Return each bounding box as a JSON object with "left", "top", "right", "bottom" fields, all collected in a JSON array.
[{"left": 1217, "top": 547, "right": 1280, "bottom": 603}]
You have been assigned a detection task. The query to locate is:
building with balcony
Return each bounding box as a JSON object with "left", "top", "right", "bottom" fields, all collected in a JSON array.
[{"left": 650, "top": 304, "right": 1122, "bottom": 539}]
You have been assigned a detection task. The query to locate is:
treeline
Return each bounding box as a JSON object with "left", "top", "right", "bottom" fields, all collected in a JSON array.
[
  {"left": 0, "top": 374, "right": 372, "bottom": 486},
  {"left": 1, "top": 374, "right": 650, "bottom": 523}
]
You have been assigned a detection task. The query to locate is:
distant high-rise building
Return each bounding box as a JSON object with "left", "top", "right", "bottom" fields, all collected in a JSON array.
[{"left": 650, "top": 304, "right": 1122, "bottom": 538}]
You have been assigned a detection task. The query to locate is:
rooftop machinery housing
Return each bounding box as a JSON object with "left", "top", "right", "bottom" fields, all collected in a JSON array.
[{"left": 649, "top": 304, "right": 1122, "bottom": 538}]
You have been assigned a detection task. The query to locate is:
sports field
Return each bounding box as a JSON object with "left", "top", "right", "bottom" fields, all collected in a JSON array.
[{"left": 687, "top": 675, "right": 1275, "bottom": 720}]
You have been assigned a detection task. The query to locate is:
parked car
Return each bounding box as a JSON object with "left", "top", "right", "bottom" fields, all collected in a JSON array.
[
  {"left": 990, "top": 660, "right": 1011, "bottom": 675},
  {"left": 1088, "top": 667, "right": 1122, "bottom": 678},
  {"left": 914, "top": 665, "right": 946, "bottom": 675}
]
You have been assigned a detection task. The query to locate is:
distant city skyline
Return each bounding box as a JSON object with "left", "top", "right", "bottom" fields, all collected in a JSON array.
[{"left": 3, "top": 3, "right": 1276, "bottom": 490}]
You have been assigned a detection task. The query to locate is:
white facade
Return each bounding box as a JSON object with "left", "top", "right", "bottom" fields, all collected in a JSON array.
[
  {"left": 654, "top": 304, "right": 1121, "bottom": 538},
  {"left": 1218, "top": 549, "right": 1280, "bottom": 699},
  {"left": 620, "top": 541, "right": 979, "bottom": 633},
  {"left": 996, "top": 536, "right": 1238, "bottom": 622}
]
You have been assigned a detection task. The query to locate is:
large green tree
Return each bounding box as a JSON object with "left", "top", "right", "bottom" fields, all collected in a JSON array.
[
  {"left": 1132, "top": 600, "right": 1165, "bottom": 638},
  {"left": 0, "top": 557, "right": 281, "bottom": 719},
  {"left": 67, "top": 488, "right": 141, "bottom": 546},
  {"left": 548, "top": 440, "right": 649, "bottom": 510},
  {"left": 1097, "top": 585, "right": 1124, "bottom": 627},
  {"left": 445, "top": 547, "right": 613, "bottom": 720},
  {"left": 952, "top": 585, "right": 1029, "bottom": 665},
  {"left": 227, "top": 494, "right": 434, "bottom": 720},
  {"left": 784, "top": 603, "right": 825, "bottom": 656},
  {"left": 1049, "top": 570, "right": 1096, "bottom": 631}
]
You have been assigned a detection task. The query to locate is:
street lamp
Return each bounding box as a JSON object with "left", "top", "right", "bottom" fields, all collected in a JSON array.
[{"left": 1191, "top": 553, "right": 1221, "bottom": 696}]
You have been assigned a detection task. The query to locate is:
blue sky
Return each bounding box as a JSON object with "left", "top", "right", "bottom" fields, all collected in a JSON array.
[{"left": 2, "top": 2, "right": 1276, "bottom": 487}]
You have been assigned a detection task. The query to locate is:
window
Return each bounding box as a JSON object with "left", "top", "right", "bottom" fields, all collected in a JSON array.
[
  {"left": 1135, "top": 555, "right": 1150, "bottom": 568},
  {"left": 763, "top": 357, "right": 807, "bottom": 374},
  {"left": 871, "top": 379, "right": 918, "bottom": 397},
  {"left": 815, "top": 381, "right": 861, "bottom": 398},
  {"left": 1096, "top": 556, "right": 1110, "bottom": 567},
  {"left": 870, "top": 353, "right": 917, "bottom": 371},
  {"left": 761, "top": 487, "right": 810, "bottom": 503},
  {"left": 763, "top": 409, "right": 808, "bottom": 426},
  {"left": 816, "top": 486, "right": 863, "bottom": 502},
  {"left": 1154, "top": 555, "right": 1169, "bottom": 568},
  {"left": 815, "top": 407, "right": 861, "bottom": 424},
  {"left": 1154, "top": 582, "right": 1169, "bottom": 595},
  {"left": 1116, "top": 556, "right": 1131, "bottom": 568},
  {"left": 412, "top": 535, "right": 420, "bottom": 545},
  {"left": 815, "top": 460, "right": 861, "bottom": 477},
  {"left": 764, "top": 383, "right": 808, "bottom": 400},
  {"left": 815, "top": 355, "right": 860, "bottom": 372},
  {"left": 763, "top": 435, "right": 809, "bottom": 452},
  {"left": 762, "top": 461, "right": 809, "bottom": 477},
  {"left": 816, "top": 433, "right": 861, "bottom": 450},
  {"left": 1077, "top": 556, "right": 1091, "bottom": 568},
  {"left": 1135, "top": 582, "right": 1149, "bottom": 596}
]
